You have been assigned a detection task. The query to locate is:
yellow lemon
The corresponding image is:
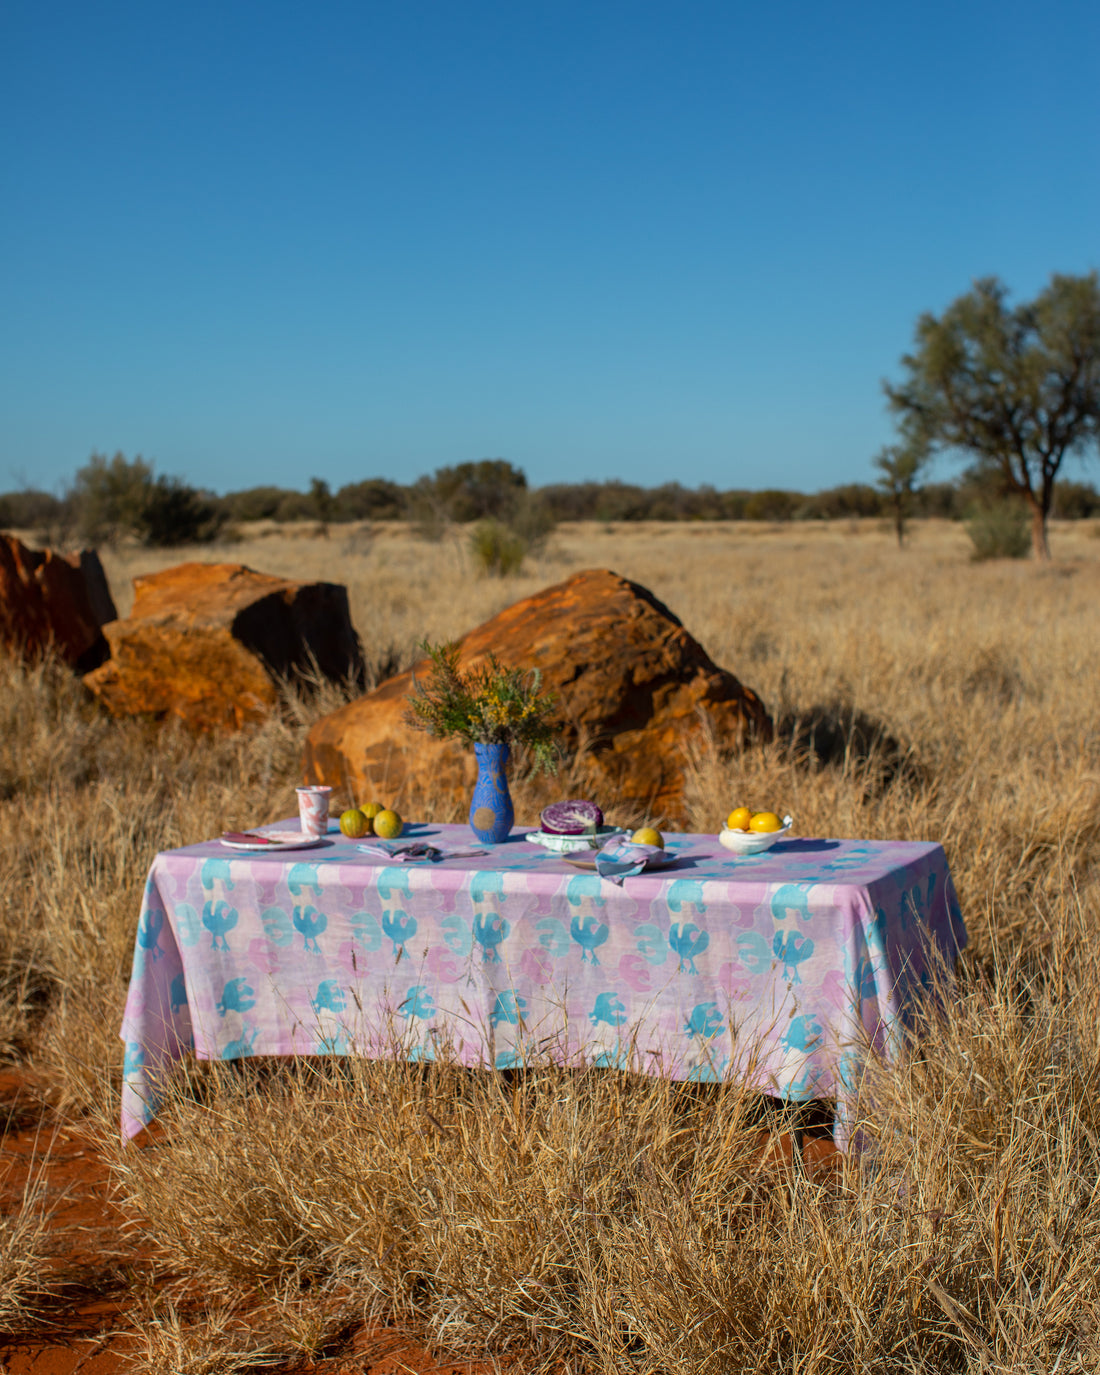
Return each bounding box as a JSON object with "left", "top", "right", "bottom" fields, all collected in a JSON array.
[
  {"left": 339, "top": 808, "right": 370, "bottom": 838},
  {"left": 726, "top": 806, "right": 753, "bottom": 832},
  {"left": 373, "top": 808, "right": 404, "bottom": 839},
  {"left": 631, "top": 826, "right": 664, "bottom": 847},
  {"left": 748, "top": 811, "right": 784, "bottom": 833}
]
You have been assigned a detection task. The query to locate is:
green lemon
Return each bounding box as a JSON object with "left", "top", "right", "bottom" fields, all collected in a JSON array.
[
  {"left": 339, "top": 808, "right": 370, "bottom": 839},
  {"left": 373, "top": 808, "right": 404, "bottom": 839}
]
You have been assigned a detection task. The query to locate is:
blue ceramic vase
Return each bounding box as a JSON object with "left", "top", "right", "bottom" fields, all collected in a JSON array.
[{"left": 469, "top": 741, "right": 514, "bottom": 844}]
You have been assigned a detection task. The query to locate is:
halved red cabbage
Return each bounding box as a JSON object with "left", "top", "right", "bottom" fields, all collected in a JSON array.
[{"left": 539, "top": 799, "right": 604, "bottom": 835}]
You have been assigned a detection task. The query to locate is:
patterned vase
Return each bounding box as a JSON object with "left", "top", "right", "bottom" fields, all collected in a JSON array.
[{"left": 469, "top": 741, "right": 514, "bottom": 844}]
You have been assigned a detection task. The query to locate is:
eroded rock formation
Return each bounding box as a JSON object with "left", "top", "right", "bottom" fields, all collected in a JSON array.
[
  {"left": 303, "top": 568, "right": 771, "bottom": 827},
  {"left": 0, "top": 535, "right": 115, "bottom": 672},
  {"left": 83, "top": 561, "right": 364, "bottom": 731}
]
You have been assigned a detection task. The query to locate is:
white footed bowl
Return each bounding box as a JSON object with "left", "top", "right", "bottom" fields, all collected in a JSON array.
[
  {"left": 525, "top": 826, "right": 626, "bottom": 853},
  {"left": 718, "top": 816, "right": 793, "bottom": 854}
]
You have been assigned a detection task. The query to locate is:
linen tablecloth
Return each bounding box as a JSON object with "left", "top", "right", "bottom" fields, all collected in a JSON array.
[{"left": 121, "top": 823, "right": 966, "bottom": 1144}]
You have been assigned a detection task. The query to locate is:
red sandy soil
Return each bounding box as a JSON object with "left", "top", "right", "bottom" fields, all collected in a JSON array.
[{"left": 0, "top": 1069, "right": 837, "bottom": 1374}]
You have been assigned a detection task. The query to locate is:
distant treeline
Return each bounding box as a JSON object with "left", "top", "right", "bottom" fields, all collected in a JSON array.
[{"left": 2, "top": 454, "right": 1099, "bottom": 550}]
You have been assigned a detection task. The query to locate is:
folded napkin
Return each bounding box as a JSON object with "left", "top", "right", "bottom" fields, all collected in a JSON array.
[
  {"left": 594, "top": 836, "right": 670, "bottom": 885},
  {"left": 357, "top": 841, "right": 488, "bottom": 863}
]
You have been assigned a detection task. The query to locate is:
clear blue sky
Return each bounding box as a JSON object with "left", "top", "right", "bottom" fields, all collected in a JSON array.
[{"left": 3, "top": 0, "right": 1098, "bottom": 497}]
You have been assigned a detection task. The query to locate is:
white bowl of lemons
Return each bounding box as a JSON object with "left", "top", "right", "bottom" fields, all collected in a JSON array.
[{"left": 719, "top": 809, "right": 792, "bottom": 855}]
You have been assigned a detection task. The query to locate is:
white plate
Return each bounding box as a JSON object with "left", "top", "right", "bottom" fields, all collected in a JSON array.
[
  {"left": 220, "top": 831, "right": 326, "bottom": 852},
  {"left": 525, "top": 826, "right": 626, "bottom": 853},
  {"left": 563, "top": 851, "right": 677, "bottom": 872}
]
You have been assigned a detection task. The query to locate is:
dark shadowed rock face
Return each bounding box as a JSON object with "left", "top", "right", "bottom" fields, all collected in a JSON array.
[
  {"left": 303, "top": 568, "right": 771, "bottom": 828},
  {"left": 0, "top": 535, "right": 114, "bottom": 673},
  {"left": 83, "top": 561, "right": 364, "bottom": 732}
]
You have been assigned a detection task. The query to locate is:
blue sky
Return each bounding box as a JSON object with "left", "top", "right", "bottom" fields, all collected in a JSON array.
[{"left": 3, "top": 1, "right": 1098, "bottom": 497}]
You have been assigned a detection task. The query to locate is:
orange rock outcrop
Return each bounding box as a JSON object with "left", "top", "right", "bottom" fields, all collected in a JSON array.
[
  {"left": 302, "top": 568, "right": 771, "bottom": 828},
  {"left": 83, "top": 561, "right": 364, "bottom": 732},
  {"left": 0, "top": 535, "right": 114, "bottom": 672}
]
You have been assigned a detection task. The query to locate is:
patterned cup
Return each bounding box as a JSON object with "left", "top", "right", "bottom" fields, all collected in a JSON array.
[{"left": 296, "top": 785, "right": 332, "bottom": 839}]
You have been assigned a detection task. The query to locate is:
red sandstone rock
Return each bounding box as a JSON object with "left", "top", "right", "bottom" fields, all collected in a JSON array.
[
  {"left": 302, "top": 568, "right": 771, "bottom": 828},
  {"left": 83, "top": 561, "right": 364, "bottom": 732},
  {"left": 0, "top": 535, "right": 113, "bottom": 672}
]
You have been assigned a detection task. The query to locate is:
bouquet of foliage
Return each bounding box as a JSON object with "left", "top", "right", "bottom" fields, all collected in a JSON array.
[{"left": 404, "top": 641, "right": 559, "bottom": 773}]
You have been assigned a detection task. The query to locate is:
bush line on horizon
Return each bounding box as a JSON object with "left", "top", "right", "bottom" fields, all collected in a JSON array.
[{"left": 3, "top": 453, "right": 1100, "bottom": 554}]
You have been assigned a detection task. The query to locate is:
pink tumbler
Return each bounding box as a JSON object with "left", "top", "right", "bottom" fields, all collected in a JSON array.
[{"left": 296, "top": 785, "right": 332, "bottom": 839}]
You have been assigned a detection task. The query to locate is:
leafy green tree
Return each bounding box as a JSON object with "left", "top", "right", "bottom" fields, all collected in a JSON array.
[
  {"left": 70, "top": 451, "right": 154, "bottom": 543},
  {"left": 873, "top": 442, "right": 929, "bottom": 546},
  {"left": 430, "top": 459, "right": 528, "bottom": 522},
  {"left": 884, "top": 273, "right": 1100, "bottom": 559}
]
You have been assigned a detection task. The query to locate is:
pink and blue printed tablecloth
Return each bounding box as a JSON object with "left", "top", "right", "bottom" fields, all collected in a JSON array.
[{"left": 120, "top": 823, "right": 966, "bottom": 1145}]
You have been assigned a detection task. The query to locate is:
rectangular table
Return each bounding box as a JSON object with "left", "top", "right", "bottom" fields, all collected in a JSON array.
[{"left": 121, "top": 823, "right": 966, "bottom": 1147}]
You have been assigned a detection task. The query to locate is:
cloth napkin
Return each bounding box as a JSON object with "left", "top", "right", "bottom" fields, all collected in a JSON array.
[
  {"left": 594, "top": 836, "right": 670, "bottom": 885},
  {"left": 356, "top": 841, "right": 488, "bottom": 863}
]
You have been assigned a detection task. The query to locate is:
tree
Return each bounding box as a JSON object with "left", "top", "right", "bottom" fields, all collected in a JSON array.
[
  {"left": 67, "top": 452, "right": 223, "bottom": 546},
  {"left": 430, "top": 459, "right": 528, "bottom": 522},
  {"left": 69, "top": 451, "right": 154, "bottom": 543},
  {"left": 883, "top": 273, "right": 1100, "bottom": 559},
  {"left": 309, "top": 477, "right": 335, "bottom": 535},
  {"left": 873, "top": 442, "right": 929, "bottom": 547}
]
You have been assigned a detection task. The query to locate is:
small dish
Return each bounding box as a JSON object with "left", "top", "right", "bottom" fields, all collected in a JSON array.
[
  {"left": 525, "top": 826, "right": 625, "bottom": 854},
  {"left": 718, "top": 816, "right": 793, "bottom": 855},
  {"left": 220, "top": 831, "right": 326, "bottom": 852}
]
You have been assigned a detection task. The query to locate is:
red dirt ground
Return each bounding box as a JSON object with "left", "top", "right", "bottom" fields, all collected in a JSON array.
[{"left": 0, "top": 1069, "right": 837, "bottom": 1374}]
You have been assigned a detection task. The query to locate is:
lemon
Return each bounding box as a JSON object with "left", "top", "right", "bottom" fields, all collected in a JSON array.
[
  {"left": 373, "top": 808, "right": 404, "bottom": 839},
  {"left": 339, "top": 808, "right": 370, "bottom": 839},
  {"left": 748, "top": 811, "right": 784, "bottom": 833},
  {"left": 726, "top": 806, "right": 753, "bottom": 832},
  {"left": 631, "top": 826, "right": 664, "bottom": 847}
]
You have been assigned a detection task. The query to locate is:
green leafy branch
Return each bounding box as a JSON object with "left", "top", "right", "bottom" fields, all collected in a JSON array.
[{"left": 404, "top": 641, "right": 559, "bottom": 774}]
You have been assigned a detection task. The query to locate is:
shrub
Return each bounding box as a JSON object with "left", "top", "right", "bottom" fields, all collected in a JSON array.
[
  {"left": 1052, "top": 479, "right": 1100, "bottom": 519},
  {"left": 139, "top": 476, "right": 226, "bottom": 546},
  {"left": 966, "top": 499, "right": 1031, "bottom": 560},
  {"left": 69, "top": 452, "right": 154, "bottom": 544},
  {"left": 0, "top": 490, "right": 64, "bottom": 533},
  {"left": 216, "top": 486, "right": 293, "bottom": 522},
  {"left": 469, "top": 518, "right": 527, "bottom": 576},
  {"left": 743, "top": 488, "right": 800, "bottom": 521},
  {"left": 334, "top": 478, "right": 406, "bottom": 521}
]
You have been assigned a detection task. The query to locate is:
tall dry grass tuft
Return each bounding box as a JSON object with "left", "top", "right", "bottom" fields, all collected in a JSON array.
[
  {"left": 3, "top": 519, "right": 1099, "bottom": 1368},
  {"left": 0, "top": 1126, "right": 62, "bottom": 1332}
]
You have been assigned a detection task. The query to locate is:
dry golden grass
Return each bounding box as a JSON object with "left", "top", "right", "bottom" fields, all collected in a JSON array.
[
  {"left": 0, "top": 1127, "right": 61, "bottom": 1332},
  {"left": 4, "top": 516, "right": 1100, "bottom": 1370}
]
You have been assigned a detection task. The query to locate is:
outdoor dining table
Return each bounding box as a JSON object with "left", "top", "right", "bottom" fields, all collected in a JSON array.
[{"left": 120, "top": 821, "right": 966, "bottom": 1148}]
